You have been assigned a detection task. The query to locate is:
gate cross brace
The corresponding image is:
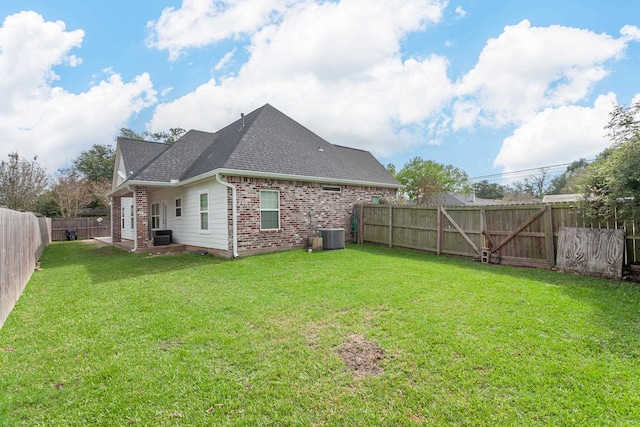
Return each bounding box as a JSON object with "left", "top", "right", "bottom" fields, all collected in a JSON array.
[
  {"left": 440, "top": 207, "right": 480, "bottom": 256},
  {"left": 490, "top": 206, "right": 547, "bottom": 253}
]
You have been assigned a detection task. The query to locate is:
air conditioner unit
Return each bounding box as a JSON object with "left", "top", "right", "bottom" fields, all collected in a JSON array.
[{"left": 318, "top": 228, "right": 345, "bottom": 250}]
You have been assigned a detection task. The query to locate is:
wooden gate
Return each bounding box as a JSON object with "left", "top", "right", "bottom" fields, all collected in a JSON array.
[{"left": 482, "top": 205, "right": 555, "bottom": 269}]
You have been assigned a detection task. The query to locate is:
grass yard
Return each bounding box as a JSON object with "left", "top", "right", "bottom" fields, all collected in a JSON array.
[{"left": 1, "top": 241, "right": 640, "bottom": 426}]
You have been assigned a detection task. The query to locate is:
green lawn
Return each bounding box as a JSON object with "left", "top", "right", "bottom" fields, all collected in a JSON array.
[{"left": 1, "top": 241, "right": 640, "bottom": 426}]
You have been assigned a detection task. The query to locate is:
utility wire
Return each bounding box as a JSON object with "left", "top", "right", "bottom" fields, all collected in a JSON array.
[{"left": 468, "top": 158, "right": 595, "bottom": 183}]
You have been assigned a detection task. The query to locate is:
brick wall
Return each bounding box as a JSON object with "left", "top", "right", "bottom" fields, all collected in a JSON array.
[
  {"left": 227, "top": 177, "right": 396, "bottom": 254},
  {"left": 134, "top": 186, "right": 150, "bottom": 248},
  {"left": 112, "top": 197, "right": 121, "bottom": 242}
]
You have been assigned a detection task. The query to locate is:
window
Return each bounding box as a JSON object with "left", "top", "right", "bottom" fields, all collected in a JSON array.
[
  {"left": 199, "top": 192, "right": 209, "bottom": 231},
  {"left": 260, "top": 190, "right": 280, "bottom": 230},
  {"left": 371, "top": 195, "right": 382, "bottom": 205},
  {"left": 151, "top": 202, "right": 160, "bottom": 229},
  {"left": 130, "top": 205, "right": 134, "bottom": 228},
  {"left": 121, "top": 207, "right": 125, "bottom": 228},
  {"left": 322, "top": 185, "right": 341, "bottom": 193},
  {"left": 175, "top": 198, "right": 182, "bottom": 217}
]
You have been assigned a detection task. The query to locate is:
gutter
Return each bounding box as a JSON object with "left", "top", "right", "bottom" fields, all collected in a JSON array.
[
  {"left": 215, "top": 174, "right": 239, "bottom": 258},
  {"left": 180, "top": 168, "right": 403, "bottom": 189}
]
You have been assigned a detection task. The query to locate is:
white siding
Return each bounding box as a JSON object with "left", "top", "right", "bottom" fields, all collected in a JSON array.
[
  {"left": 121, "top": 197, "right": 134, "bottom": 240},
  {"left": 147, "top": 180, "right": 228, "bottom": 250}
]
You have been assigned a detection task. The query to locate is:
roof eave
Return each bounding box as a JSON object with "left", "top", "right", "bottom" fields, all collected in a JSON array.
[
  {"left": 180, "top": 168, "right": 403, "bottom": 189},
  {"left": 108, "top": 169, "right": 403, "bottom": 197},
  {"left": 107, "top": 179, "right": 181, "bottom": 197}
]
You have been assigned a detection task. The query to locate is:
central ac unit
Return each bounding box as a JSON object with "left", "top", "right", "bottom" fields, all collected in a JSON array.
[{"left": 318, "top": 228, "right": 345, "bottom": 250}]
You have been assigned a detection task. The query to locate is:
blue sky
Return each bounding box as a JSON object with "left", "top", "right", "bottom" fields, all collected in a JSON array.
[{"left": 1, "top": 0, "right": 639, "bottom": 184}]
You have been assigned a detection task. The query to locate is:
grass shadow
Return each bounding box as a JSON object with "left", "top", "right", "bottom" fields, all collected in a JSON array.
[{"left": 38, "top": 240, "right": 229, "bottom": 285}]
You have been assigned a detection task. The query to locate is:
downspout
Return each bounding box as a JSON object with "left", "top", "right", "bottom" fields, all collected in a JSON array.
[
  {"left": 109, "top": 197, "right": 113, "bottom": 244},
  {"left": 127, "top": 184, "right": 137, "bottom": 252},
  {"left": 215, "top": 174, "right": 239, "bottom": 258}
]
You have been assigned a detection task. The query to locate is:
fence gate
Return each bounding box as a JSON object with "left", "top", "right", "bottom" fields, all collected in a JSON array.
[
  {"left": 482, "top": 205, "right": 555, "bottom": 269},
  {"left": 438, "top": 207, "right": 482, "bottom": 259}
]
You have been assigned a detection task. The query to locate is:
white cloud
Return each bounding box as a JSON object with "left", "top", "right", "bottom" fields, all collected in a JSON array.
[
  {"left": 493, "top": 93, "right": 618, "bottom": 173},
  {"left": 0, "top": 12, "right": 157, "bottom": 174},
  {"left": 148, "top": 0, "right": 450, "bottom": 158},
  {"left": 214, "top": 48, "right": 236, "bottom": 71},
  {"left": 147, "top": 0, "right": 296, "bottom": 61},
  {"left": 620, "top": 25, "right": 640, "bottom": 42},
  {"left": 453, "top": 20, "right": 627, "bottom": 129},
  {"left": 454, "top": 6, "right": 466, "bottom": 18}
]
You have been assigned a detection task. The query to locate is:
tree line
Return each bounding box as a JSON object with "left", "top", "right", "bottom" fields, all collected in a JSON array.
[{"left": 0, "top": 128, "right": 184, "bottom": 217}]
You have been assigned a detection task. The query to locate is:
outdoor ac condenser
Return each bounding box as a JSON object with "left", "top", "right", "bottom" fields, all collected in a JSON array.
[{"left": 318, "top": 228, "right": 345, "bottom": 250}]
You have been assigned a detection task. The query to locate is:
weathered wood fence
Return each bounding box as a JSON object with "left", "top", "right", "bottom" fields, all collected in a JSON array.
[
  {"left": 0, "top": 209, "right": 51, "bottom": 329},
  {"left": 358, "top": 204, "right": 640, "bottom": 269},
  {"left": 51, "top": 217, "right": 110, "bottom": 241}
]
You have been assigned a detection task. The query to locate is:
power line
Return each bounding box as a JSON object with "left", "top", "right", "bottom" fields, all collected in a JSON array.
[{"left": 469, "top": 158, "right": 595, "bottom": 183}]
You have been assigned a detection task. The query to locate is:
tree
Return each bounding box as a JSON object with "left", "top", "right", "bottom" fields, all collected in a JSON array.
[
  {"left": 523, "top": 167, "right": 550, "bottom": 199},
  {"left": 580, "top": 101, "right": 640, "bottom": 218},
  {"left": 36, "top": 189, "right": 61, "bottom": 217},
  {"left": 51, "top": 169, "right": 92, "bottom": 218},
  {"left": 0, "top": 152, "right": 48, "bottom": 211},
  {"left": 503, "top": 180, "right": 538, "bottom": 202},
  {"left": 473, "top": 180, "right": 505, "bottom": 199},
  {"left": 386, "top": 163, "right": 396, "bottom": 177},
  {"left": 546, "top": 159, "right": 589, "bottom": 195},
  {"left": 396, "top": 157, "right": 469, "bottom": 205},
  {"left": 118, "top": 127, "right": 186, "bottom": 145},
  {"left": 73, "top": 144, "right": 116, "bottom": 182}
]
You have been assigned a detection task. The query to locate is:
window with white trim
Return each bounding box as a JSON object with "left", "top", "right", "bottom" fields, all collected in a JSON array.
[
  {"left": 371, "top": 195, "right": 382, "bottom": 205},
  {"left": 151, "top": 202, "right": 160, "bottom": 229},
  {"left": 260, "top": 190, "right": 280, "bottom": 230},
  {"left": 130, "top": 205, "right": 134, "bottom": 228},
  {"left": 199, "top": 192, "right": 209, "bottom": 231},
  {"left": 175, "top": 198, "right": 182, "bottom": 218},
  {"left": 121, "top": 207, "right": 125, "bottom": 228}
]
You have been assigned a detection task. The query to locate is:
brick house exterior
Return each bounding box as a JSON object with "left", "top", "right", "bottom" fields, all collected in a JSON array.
[{"left": 108, "top": 104, "right": 401, "bottom": 257}]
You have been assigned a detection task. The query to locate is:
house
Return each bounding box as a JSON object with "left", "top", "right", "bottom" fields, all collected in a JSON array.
[
  {"left": 108, "top": 103, "right": 401, "bottom": 257},
  {"left": 440, "top": 191, "right": 506, "bottom": 206},
  {"left": 542, "top": 194, "right": 582, "bottom": 203}
]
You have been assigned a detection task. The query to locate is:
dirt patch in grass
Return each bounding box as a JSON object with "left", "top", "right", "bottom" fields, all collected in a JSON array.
[
  {"left": 158, "top": 339, "right": 184, "bottom": 351},
  {"left": 337, "top": 334, "right": 385, "bottom": 378}
]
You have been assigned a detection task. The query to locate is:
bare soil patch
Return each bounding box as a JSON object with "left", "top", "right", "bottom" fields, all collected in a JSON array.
[{"left": 337, "top": 334, "right": 385, "bottom": 378}]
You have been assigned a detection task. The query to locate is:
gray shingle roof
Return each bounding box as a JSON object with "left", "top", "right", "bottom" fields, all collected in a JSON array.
[
  {"left": 118, "top": 138, "right": 168, "bottom": 177},
  {"left": 122, "top": 104, "right": 400, "bottom": 187}
]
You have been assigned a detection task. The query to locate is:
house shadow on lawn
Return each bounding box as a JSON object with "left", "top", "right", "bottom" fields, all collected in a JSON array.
[
  {"left": 348, "top": 244, "right": 640, "bottom": 359},
  {"left": 39, "top": 240, "right": 226, "bottom": 285}
]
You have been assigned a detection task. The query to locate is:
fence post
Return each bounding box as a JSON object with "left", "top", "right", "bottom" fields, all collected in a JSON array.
[
  {"left": 544, "top": 205, "right": 556, "bottom": 268},
  {"left": 437, "top": 206, "right": 442, "bottom": 255},
  {"left": 388, "top": 204, "right": 393, "bottom": 248}
]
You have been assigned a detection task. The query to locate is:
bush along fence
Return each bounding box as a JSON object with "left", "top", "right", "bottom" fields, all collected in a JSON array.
[
  {"left": 357, "top": 203, "right": 640, "bottom": 279},
  {"left": 0, "top": 209, "right": 51, "bottom": 329},
  {"left": 51, "top": 217, "right": 110, "bottom": 241}
]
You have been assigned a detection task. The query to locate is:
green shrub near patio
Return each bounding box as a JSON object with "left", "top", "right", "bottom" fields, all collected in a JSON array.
[{"left": 1, "top": 241, "right": 640, "bottom": 426}]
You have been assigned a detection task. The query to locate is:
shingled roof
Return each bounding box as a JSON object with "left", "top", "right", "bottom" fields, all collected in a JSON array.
[{"left": 119, "top": 103, "right": 400, "bottom": 188}]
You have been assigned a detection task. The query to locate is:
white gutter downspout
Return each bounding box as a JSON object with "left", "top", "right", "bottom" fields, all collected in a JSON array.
[
  {"left": 127, "top": 184, "right": 137, "bottom": 252},
  {"left": 215, "top": 174, "right": 239, "bottom": 258},
  {"left": 109, "top": 197, "right": 113, "bottom": 244}
]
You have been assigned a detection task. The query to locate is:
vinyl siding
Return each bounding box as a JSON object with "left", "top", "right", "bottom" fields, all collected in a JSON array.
[{"left": 147, "top": 180, "right": 228, "bottom": 250}]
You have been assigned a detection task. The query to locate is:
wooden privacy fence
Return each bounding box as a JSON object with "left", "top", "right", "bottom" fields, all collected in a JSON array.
[
  {"left": 0, "top": 209, "right": 51, "bottom": 329},
  {"left": 51, "top": 217, "right": 110, "bottom": 241},
  {"left": 358, "top": 204, "right": 640, "bottom": 270}
]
